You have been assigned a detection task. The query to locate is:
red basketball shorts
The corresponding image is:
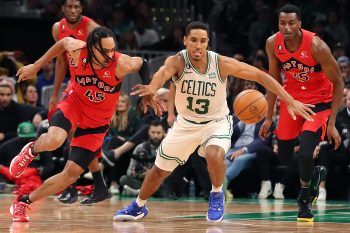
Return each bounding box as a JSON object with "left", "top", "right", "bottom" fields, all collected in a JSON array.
[
  {"left": 275, "top": 101, "right": 331, "bottom": 140},
  {"left": 50, "top": 92, "right": 111, "bottom": 152}
]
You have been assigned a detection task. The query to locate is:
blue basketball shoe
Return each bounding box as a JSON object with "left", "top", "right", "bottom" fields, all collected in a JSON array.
[
  {"left": 113, "top": 201, "right": 148, "bottom": 221},
  {"left": 206, "top": 191, "right": 225, "bottom": 222}
]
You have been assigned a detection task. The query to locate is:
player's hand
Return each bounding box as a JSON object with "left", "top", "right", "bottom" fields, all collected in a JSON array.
[
  {"left": 140, "top": 95, "right": 167, "bottom": 117},
  {"left": 259, "top": 118, "right": 272, "bottom": 139},
  {"left": 287, "top": 100, "right": 315, "bottom": 121},
  {"left": 327, "top": 124, "right": 341, "bottom": 150},
  {"left": 130, "top": 84, "right": 157, "bottom": 97},
  {"left": 49, "top": 96, "right": 59, "bottom": 111},
  {"left": 16, "top": 64, "right": 40, "bottom": 83}
]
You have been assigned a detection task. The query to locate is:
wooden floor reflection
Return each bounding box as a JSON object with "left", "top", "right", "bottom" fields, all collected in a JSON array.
[{"left": 1, "top": 194, "right": 350, "bottom": 232}]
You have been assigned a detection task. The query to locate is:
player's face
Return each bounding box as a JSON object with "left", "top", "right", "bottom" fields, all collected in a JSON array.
[
  {"left": 0, "top": 86, "right": 12, "bottom": 108},
  {"left": 62, "top": 0, "right": 83, "bottom": 24},
  {"left": 148, "top": 125, "right": 165, "bottom": 145},
  {"left": 184, "top": 29, "right": 209, "bottom": 61},
  {"left": 92, "top": 37, "right": 116, "bottom": 67},
  {"left": 278, "top": 12, "right": 301, "bottom": 41}
]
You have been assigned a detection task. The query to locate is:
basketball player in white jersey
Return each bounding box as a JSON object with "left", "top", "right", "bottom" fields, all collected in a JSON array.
[{"left": 113, "top": 21, "right": 315, "bottom": 222}]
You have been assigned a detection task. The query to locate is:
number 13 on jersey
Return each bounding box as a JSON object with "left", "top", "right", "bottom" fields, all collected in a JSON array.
[{"left": 186, "top": 97, "right": 210, "bottom": 114}]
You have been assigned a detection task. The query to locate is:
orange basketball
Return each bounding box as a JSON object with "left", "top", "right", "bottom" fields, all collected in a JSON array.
[{"left": 233, "top": 89, "right": 267, "bottom": 124}]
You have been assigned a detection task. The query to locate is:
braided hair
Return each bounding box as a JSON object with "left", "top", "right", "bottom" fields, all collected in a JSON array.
[{"left": 86, "top": 27, "right": 117, "bottom": 68}]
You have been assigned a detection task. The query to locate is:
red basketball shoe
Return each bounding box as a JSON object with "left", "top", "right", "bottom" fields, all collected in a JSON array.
[
  {"left": 10, "top": 142, "right": 36, "bottom": 178},
  {"left": 10, "top": 194, "right": 31, "bottom": 222}
]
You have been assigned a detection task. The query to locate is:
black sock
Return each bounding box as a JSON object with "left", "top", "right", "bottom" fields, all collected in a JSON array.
[
  {"left": 68, "top": 183, "right": 77, "bottom": 190},
  {"left": 298, "top": 184, "right": 310, "bottom": 201},
  {"left": 19, "top": 195, "right": 32, "bottom": 204},
  {"left": 92, "top": 170, "right": 107, "bottom": 192},
  {"left": 30, "top": 144, "right": 39, "bottom": 156}
]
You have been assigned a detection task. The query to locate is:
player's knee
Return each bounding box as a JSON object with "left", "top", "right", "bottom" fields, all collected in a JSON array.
[
  {"left": 61, "top": 168, "right": 81, "bottom": 184},
  {"left": 45, "top": 128, "right": 67, "bottom": 149},
  {"left": 150, "top": 166, "right": 170, "bottom": 180},
  {"left": 206, "top": 148, "right": 225, "bottom": 164}
]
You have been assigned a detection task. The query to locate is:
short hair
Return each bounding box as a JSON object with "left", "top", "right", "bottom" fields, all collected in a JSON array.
[
  {"left": 60, "top": 0, "right": 86, "bottom": 7},
  {"left": 278, "top": 4, "right": 301, "bottom": 20},
  {"left": 185, "top": 21, "right": 209, "bottom": 37},
  {"left": 150, "top": 120, "right": 165, "bottom": 131}
]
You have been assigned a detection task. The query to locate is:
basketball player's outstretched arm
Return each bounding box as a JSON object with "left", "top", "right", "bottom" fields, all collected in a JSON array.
[
  {"left": 16, "top": 37, "right": 85, "bottom": 82},
  {"left": 130, "top": 54, "right": 180, "bottom": 115},
  {"left": 218, "top": 54, "right": 315, "bottom": 121},
  {"left": 312, "top": 36, "right": 343, "bottom": 149}
]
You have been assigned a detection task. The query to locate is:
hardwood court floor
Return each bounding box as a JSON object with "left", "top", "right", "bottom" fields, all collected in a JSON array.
[{"left": 1, "top": 194, "right": 350, "bottom": 232}]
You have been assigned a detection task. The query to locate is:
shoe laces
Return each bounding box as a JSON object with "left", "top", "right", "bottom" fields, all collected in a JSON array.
[
  {"left": 15, "top": 202, "right": 31, "bottom": 216},
  {"left": 209, "top": 193, "right": 223, "bottom": 210},
  {"left": 120, "top": 202, "right": 141, "bottom": 214}
]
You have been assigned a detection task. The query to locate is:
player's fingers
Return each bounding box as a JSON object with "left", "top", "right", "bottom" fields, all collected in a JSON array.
[
  {"left": 304, "top": 106, "right": 316, "bottom": 116},
  {"left": 16, "top": 67, "right": 23, "bottom": 77},
  {"left": 304, "top": 104, "right": 315, "bottom": 108},
  {"left": 288, "top": 109, "right": 297, "bottom": 120},
  {"left": 131, "top": 84, "right": 141, "bottom": 90},
  {"left": 334, "top": 135, "right": 341, "bottom": 150}
]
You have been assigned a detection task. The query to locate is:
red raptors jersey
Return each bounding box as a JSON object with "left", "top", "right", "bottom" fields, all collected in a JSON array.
[
  {"left": 71, "top": 48, "right": 122, "bottom": 120},
  {"left": 275, "top": 29, "right": 333, "bottom": 104},
  {"left": 58, "top": 16, "right": 92, "bottom": 83}
]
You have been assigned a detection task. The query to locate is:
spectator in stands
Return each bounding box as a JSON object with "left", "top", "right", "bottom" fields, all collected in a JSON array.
[
  {"left": 151, "top": 25, "right": 185, "bottom": 52},
  {"left": 338, "top": 56, "right": 350, "bottom": 83},
  {"left": 23, "top": 85, "right": 40, "bottom": 107},
  {"left": 108, "top": 5, "right": 133, "bottom": 41},
  {"left": 133, "top": 15, "right": 159, "bottom": 49},
  {"left": 0, "top": 79, "right": 41, "bottom": 145},
  {"left": 119, "top": 30, "right": 139, "bottom": 51},
  {"left": 248, "top": 5, "right": 273, "bottom": 55},
  {"left": 0, "top": 122, "right": 54, "bottom": 182},
  {"left": 102, "top": 88, "right": 170, "bottom": 167},
  {"left": 225, "top": 113, "right": 271, "bottom": 194},
  {"left": 332, "top": 42, "right": 347, "bottom": 60},
  {"left": 324, "top": 10, "right": 349, "bottom": 51},
  {"left": 105, "top": 94, "right": 142, "bottom": 195},
  {"left": 120, "top": 120, "right": 166, "bottom": 196},
  {"left": 35, "top": 60, "right": 59, "bottom": 104}
]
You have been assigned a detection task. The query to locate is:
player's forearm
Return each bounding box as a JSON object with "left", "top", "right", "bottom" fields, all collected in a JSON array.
[
  {"left": 167, "top": 82, "right": 176, "bottom": 115},
  {"left": 255, "top": 69, "right": 294, "bottom": 106},
  {"left": 265, "top": 92, "right": 277, "bottom": 120},
  {"left": 33, "top": 39, "right": 67, "bottom": 72},
  {"left": 328, "top": 78, "right": 344, "bottom": 126},
  {"left": 149, "top": 69, "right": 171, "bottom": 92}
]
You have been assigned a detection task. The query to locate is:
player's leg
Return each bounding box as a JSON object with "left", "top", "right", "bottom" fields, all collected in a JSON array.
[
  {"left": 10, "top": 109, "right": 71, "bottom": 178},
  {"left": 10, "top": 146, "right": 96, "bottom": 222},
  {"left": 201, "top": 116, "right": 233, "bottom": 222},
  {"left": 113, "top": 118, "right": 200, "bottom": 221},
  {"left": 80, "top": 156, "right": 111, "bottom": 204},
  {"left": 297, "top": 109, "right": 330, "bottom": 221}
]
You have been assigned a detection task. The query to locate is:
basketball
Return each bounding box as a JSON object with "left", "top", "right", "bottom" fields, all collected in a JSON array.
[{"left": 233, "top": 89, "right": 267, "bottom": 124}]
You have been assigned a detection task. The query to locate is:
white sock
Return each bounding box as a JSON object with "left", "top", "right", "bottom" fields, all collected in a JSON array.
[
  {"left": 211, "top": 185, "right": 223, "bottom": 193},
  {"left": 136, "top": 196, "right": 147, "bottom": 207}
]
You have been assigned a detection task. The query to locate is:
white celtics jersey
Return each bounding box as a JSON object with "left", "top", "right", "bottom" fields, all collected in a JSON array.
[{"left": 173, "top": 50, "right": 229, "bottom": 122}]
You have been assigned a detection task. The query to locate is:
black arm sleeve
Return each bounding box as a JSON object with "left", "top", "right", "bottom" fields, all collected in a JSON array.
[{"left": 138, "top": 58, "right": 150, "bottom": 84}]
